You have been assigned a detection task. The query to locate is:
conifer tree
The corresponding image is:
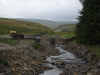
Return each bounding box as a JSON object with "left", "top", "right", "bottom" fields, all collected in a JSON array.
[{"left": 76, "top": 0, "right": 100, "bottom": 44}]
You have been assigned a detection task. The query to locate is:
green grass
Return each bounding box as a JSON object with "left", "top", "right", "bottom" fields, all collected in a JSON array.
[
  {"left": 55, "top": 24, "right": 76, "bottom": 32},
  {"left": 0, "top": 24, "right": 34, "bottom": 34},
  {"left": 0, "top": 18, "right": 54, "bottom": 45},
  {"left": 56, "top": 32, "right": 75, "bottom": 38},
  {"left": 0, "top": 39, "right": 17, "bottom": 45},
  {"left": 0, "top": 18, "right": 53, "bottom": 35},
  {"left": 33, "top": 43, "right": 41, "bottom": 49}
]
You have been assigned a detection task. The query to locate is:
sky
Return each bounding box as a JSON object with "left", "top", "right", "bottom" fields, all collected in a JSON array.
[{"left": 0, "top": 0, "right": 82, "bottom": 21}]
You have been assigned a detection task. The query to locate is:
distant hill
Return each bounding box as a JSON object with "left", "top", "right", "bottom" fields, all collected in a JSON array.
[
  {"left": 55, "top": 24, "right": 76, "bottom": 32},
  {"left": 0, "top": 18, "right": 53, "bottom": 35},
  {"left": 18, "top": 18, "right": 77, "bottom": 29}
]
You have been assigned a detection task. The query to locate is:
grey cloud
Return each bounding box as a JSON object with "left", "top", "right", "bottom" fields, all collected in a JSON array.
[{"left": 0, "top": 0, "right": 82, "bottom": 21}]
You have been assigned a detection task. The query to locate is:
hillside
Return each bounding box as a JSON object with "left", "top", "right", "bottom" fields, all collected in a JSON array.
[
  {"left": 55, "top": 24, "right": 76, "bottom": 32},
  {"left": 0, "top": 18, "right": 53, "bottom": 35},
  {"left": 18, "top": 18, "right": 77, "bottom": 29},
  {"left": 21, "top": 18, "right": 59, "bottom": 29}
]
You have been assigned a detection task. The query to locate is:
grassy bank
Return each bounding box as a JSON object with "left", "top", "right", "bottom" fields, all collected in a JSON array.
[
  {"left": 56, "top": 32, "right": 75, "bottom": 38},
  {"left": 0, "top": 39, "right": 17, "bottom": 45}
]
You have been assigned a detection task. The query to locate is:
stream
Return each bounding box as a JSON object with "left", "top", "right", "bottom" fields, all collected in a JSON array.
[{"left": 40, "top": 45, "right": 84, "bottom": 75}]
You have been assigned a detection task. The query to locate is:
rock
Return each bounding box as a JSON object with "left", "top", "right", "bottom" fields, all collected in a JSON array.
[
  {"left": 55, "top": 61, "right": 65, "bottom": 68},
  {"left": 0, "top": 40, "right": 51, "bottom": 75},
  {"left": 63, "top": 42, "right": 100, "bottom": 75},
  {"left": 0, "top": 73, "right": 5, "bottom": 75}
]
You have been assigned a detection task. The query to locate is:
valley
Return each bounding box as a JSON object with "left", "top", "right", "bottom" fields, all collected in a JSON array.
[{"left": 0, "top": 18, "right": 100, "bottom": 75}]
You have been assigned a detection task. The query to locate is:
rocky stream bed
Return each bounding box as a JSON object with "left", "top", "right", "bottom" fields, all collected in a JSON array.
[
  {"left": 39, "top": 45, "right": 87, "bottom": 75},
  {"left": 0, "top": 38, "right": 100, "bottom": 75}
]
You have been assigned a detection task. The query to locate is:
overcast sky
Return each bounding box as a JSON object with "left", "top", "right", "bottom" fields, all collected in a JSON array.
[{"left": 0, "top": 0, "right": 82, "bottom": 21}]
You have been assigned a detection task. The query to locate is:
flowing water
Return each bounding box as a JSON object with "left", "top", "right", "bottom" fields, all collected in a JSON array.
[{"left": 40, "top": 46, "right": 79, "bottom": 75}]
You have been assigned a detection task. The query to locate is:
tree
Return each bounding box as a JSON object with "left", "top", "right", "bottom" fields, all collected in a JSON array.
[
  {"left": 76, "top": 0, "right": 100, "bottom": 44},
  {"left": 80, "top": 0, "right": 85, "bottom": 3}
]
